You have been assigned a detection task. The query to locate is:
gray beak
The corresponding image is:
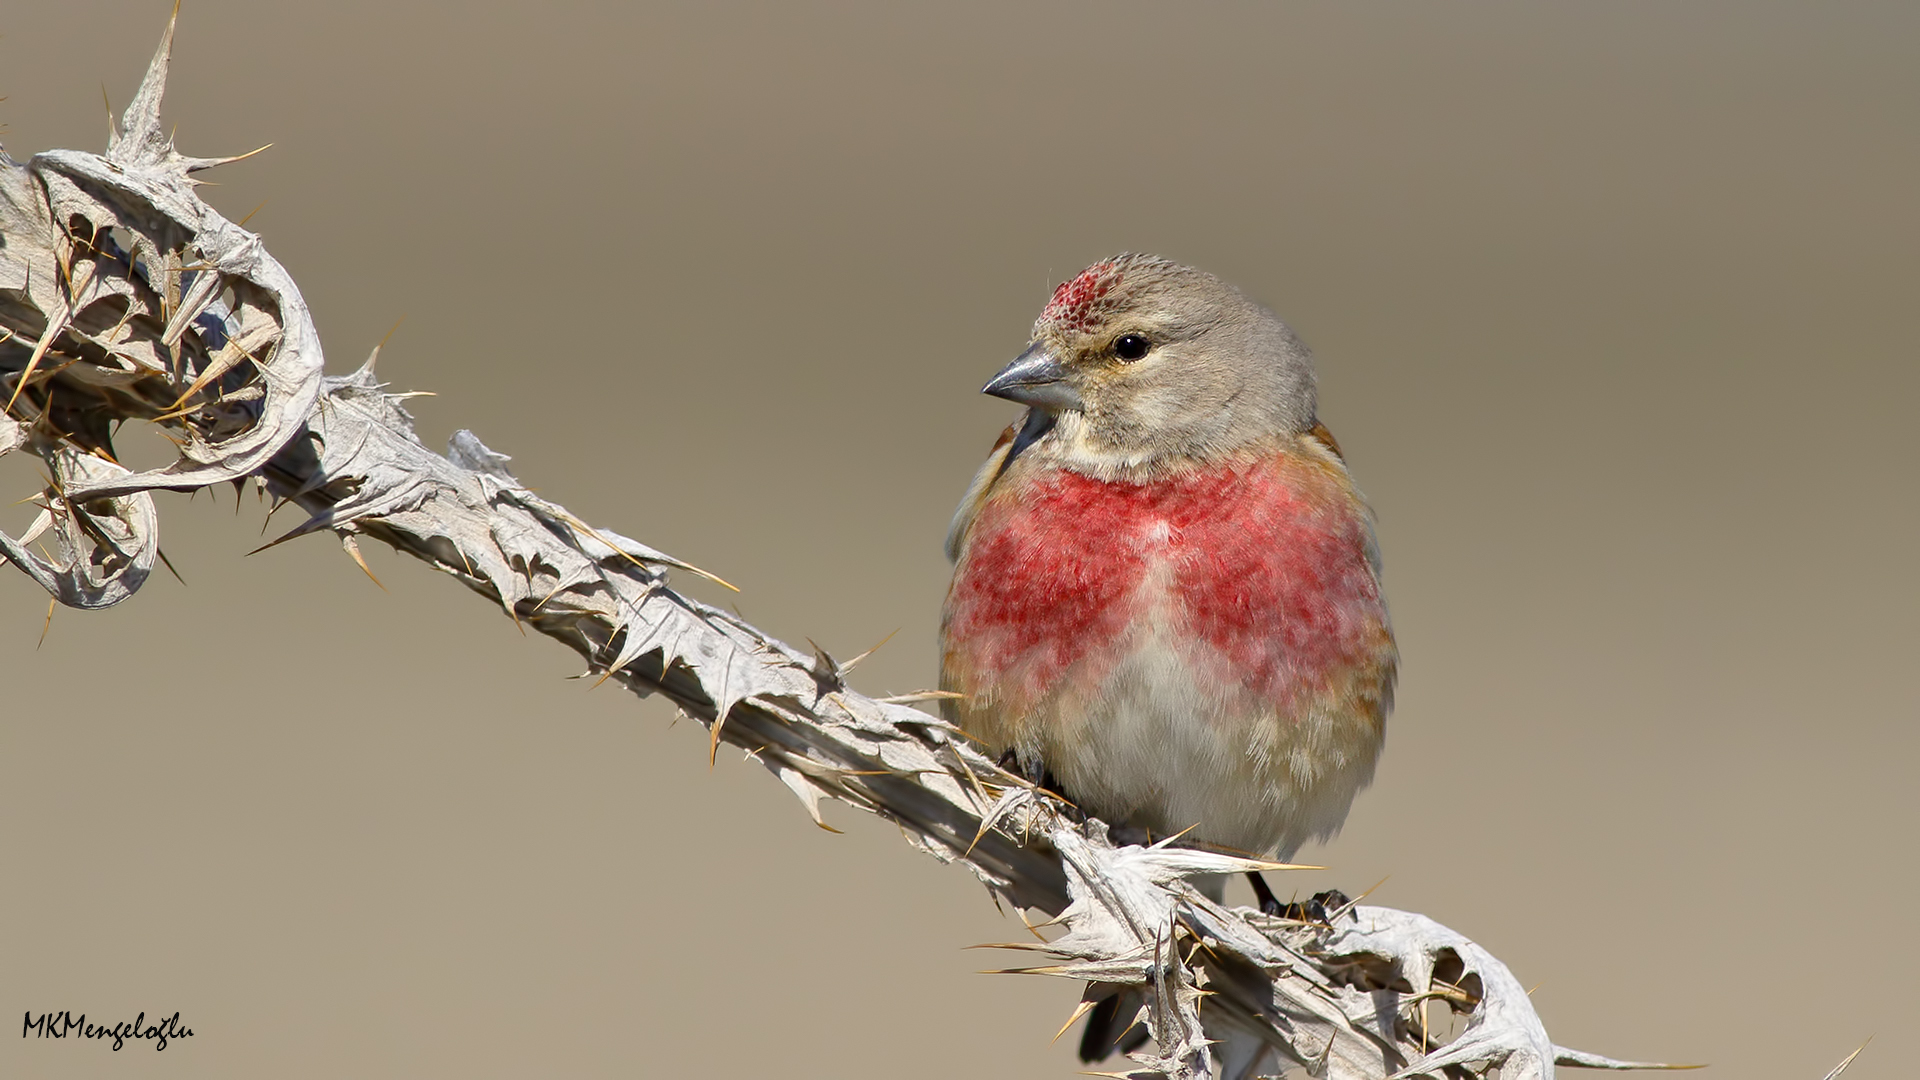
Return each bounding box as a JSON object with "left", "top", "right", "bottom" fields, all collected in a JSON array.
[{"left": 981, "top": 341, "right": 1084, "bottom": 412}]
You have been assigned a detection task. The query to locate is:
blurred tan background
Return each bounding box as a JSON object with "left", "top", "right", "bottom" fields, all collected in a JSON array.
[{"left": 3, "top": 2, "right": 1915, "bottom": 1077}]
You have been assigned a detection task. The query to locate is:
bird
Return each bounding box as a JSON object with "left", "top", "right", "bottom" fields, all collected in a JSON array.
[{"left": 938, "top": 254, "right": 1397, "bottom": 1060}]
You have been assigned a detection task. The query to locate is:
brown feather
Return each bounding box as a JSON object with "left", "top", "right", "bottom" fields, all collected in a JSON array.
[
  {"left": 1306, "top": 420, "right": 1344, "bottom": 462},
  {"left": 944, "top": 421, "right": 1019, "bottom": 562}
]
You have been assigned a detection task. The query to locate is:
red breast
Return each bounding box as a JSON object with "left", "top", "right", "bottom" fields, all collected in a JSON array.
[{"left": 945, "top": 440, "right": 1389, "bottom": 721}]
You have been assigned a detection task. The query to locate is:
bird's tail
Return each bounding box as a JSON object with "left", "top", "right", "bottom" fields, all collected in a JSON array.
[{"left": 1078, "top": 986, "right": 1151, "bottom": 1063}]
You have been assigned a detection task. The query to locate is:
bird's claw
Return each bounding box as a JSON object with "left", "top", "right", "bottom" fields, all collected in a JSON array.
[
  {"left": 1249, "top": 873, "right": 1353, "bottom": 925},
  {"left": 995, "top": 748, "right": 1076, "bottom": 808}
]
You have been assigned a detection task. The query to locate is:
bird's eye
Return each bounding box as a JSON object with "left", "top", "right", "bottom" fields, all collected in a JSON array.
[{"left": 1113, "top": 334, "right": 1151, "bottom": 362}]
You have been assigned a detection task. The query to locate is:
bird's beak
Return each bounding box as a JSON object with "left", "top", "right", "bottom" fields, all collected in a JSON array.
[{"left": 981, "top": 341, "right": 1084, "bottom": 412}]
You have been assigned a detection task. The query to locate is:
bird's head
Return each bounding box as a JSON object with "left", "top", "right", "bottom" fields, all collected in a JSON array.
[{"left": 983, "top": 254, "right": 1318, "bottom": 474}]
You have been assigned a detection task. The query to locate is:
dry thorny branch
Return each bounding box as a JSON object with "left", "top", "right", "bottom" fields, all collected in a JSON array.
[{"left": 0, "top": 16, "right": 1858, "bottom": 1080}]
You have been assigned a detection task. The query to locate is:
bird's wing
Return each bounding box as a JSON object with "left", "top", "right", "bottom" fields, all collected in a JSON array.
[
  {"left": 944, "top": 409, "right": 1056, "bottom": 562},
  {"left": 945, "top": 423, "right": 1017, "bottom": 563},
  {"left": 1305, "top": 420, "right": 1345, "bottom": 462}
]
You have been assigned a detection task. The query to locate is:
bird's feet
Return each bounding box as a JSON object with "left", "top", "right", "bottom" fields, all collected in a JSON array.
[
  {"left": 1247, "top": 873, "right": 1353, "bottom": 924},
  {"left": 996, "top": 749, "right": 1071, "bottom": 804},
  {"left": 991, "top": 750, "right": 1155, "bottom": 846}
]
